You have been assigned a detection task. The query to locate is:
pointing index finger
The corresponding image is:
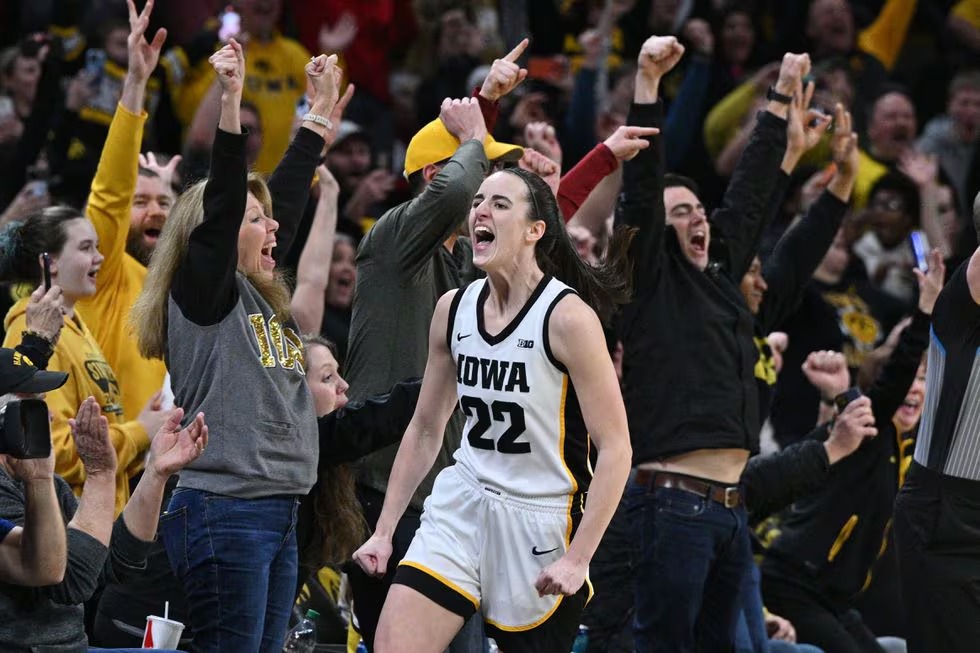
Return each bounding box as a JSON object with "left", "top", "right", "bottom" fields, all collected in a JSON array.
[{"left": 503, "top": 38, "right": 529, "bottom": 63}]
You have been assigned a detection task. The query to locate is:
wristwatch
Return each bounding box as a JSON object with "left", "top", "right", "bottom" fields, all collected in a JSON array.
[{"left": 766, "top": 86, "right": 793, "bottom": 104}]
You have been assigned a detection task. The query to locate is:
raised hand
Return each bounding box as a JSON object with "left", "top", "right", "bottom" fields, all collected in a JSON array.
[
  {"left": 138, "top": 152, "right": 182, "bottom": 190},
  {"left": 480, "top": 38, "right": 529, "bottom": 102},
  {"left": 802, "top": 350, "right": 850, "bottom": 399},
  {"left": 603, "top": 125, "right": 660, "bottom": 161},
  {"left": 830, "top": 103, "right": 859, "bottom": 177},
  {"left": 126, "top": 0, "right": 167, "bottom": 82},
  {"left": 915, "top": 248, "right": 946, "bottom": 315},
  {"left": 25, "top": 284, "right": 65, "bottom": 343},
  {"left": 348, "top": 169, "right": 396, "bottom": 208},
  {"left": 439, "top": 97, "right": 487, "bottom": 144},
  {"left": 637, "top": 35, "right": 685, "bottom": 80},
  {"left": 146, "top": 408, "right": 208, "bottom": 479},
  {"left": 773, "top": 53, "right": 810, "bottom": 97},
  {"left": 318, "top": 12, "right": 358, "bottom": 54},
  {"left": 307, "top": 53, "right": 341, "bottom": 116},
  {"left": 519, "top": 148, "right": 560, "bottom": 195},
  {"left": 69, "top": 397, "right": 117, "bottom": 477},
  {"left": 784, "top": 81, "right": 831, "bottom": 168},
  {"left": 209, "top": 38, "right": 245, "bottom": 96},
  {"left": 524, "top": 121, "right": 562, "bottom": 165},
  {"left": 898, "top": 150, "right": 939, "bottom": 189}
]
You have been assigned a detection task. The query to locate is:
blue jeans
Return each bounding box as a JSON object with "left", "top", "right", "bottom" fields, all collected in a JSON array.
[
  {"left": 626, "top": 482, "right": 752, "bottom": 653},
  {"left": 734, "top": 552, "right": 825, "bottom": 653},
  {"left": 159, "top": 488, "right": 299, "bottom": 653}
]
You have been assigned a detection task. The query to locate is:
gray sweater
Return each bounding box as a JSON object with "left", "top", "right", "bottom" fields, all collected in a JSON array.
[
  {"left": 0, "top": 469, "right": 151, "bottom": 652},
  {"left": 345, "top": 139, "right": 488, "bottom": 510},
  {"left": 169, "top": 276, "right": 319, "bottom": 498}
]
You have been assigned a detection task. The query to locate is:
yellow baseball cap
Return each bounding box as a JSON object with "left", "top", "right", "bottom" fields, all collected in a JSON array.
[{"left": 403, "top": 118, "right": 523, "bottom": 177}]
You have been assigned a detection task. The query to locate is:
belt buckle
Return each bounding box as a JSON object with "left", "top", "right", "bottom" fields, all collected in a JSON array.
[{"left": 724, "top": 486, "right": 739, "bottom": 508}]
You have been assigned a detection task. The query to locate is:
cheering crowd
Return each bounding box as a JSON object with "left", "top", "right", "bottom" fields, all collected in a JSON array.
[{"left": 0, "top": 0, "right": 978, "bottom": 652}]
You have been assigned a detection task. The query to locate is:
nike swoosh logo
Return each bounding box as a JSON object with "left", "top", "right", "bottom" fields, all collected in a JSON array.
[
  {"left": 531, "top": 546, "right": 559, "bottom": 556},
  {"left": 457, "top": 333, "right": 472, "bottom": 341}
]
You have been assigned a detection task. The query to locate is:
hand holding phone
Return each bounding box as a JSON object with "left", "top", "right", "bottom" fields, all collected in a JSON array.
[
  {"left": 909, "top": 230, "right": 928, "bottom": 272},
  {"left": 85, "top": 49, "right": 106, "bottom": 86},
  {"left": 41, "top": 253, "right": 52, "bottom": 291},
  {"left": 219, "top": 7, "right": 241, "bottom": 42}
]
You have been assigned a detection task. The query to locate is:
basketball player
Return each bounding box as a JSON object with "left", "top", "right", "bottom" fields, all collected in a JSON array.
[{"left": 353, "top": 166, "right": 645, "bottom": 652}]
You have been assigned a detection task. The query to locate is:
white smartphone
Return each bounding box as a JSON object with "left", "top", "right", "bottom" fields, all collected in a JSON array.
[{"left": 219, "top": 8, "right": 241, "bottom": 41}]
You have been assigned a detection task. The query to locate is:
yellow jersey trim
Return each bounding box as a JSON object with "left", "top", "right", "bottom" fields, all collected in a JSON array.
[
  {"left": 397, "top": 560, "right": 480, "bottom": 612},
  {"left": 485, "top": 596, "right": 565, "bottom": 632}
]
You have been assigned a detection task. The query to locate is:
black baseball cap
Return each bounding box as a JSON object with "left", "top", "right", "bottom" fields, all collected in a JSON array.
[{"left": 0, "top": 348, "right": 68, "bottom": 395}]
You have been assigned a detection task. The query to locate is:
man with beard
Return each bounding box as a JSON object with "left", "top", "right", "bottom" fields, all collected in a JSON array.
[
  {"left": 126, "top": 165, "right": 175, "bottom": 267},
  {"left": 853, "top": 88, "right": 918, "bottom": 208}
]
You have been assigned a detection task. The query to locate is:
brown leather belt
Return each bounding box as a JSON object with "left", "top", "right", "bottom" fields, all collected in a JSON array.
[{"left": 633, "top": 469, "right": 743, "bottom": 508}]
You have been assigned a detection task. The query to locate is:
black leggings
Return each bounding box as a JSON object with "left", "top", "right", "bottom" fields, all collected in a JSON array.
[{"left": 760, "top": 570, "right": 883, "bottom": 653}]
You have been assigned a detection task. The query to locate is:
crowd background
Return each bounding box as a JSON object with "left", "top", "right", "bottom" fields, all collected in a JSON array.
[{"left": 0, "top": 0, "right": 977, "bottom": 652}]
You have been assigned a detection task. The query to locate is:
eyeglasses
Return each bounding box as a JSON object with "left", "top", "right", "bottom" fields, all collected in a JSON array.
[{"left": 871, "top": 197, "right": 906, "bottom": 212}]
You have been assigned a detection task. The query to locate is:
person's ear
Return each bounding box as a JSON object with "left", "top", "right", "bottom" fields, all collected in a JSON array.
[
  {"left": 422, "top": 163, "right": 443, "bottom": 184},
  {"left": 37, "top": 253, "right": 58, "bottom": 279},
  {"left": 526, "top": 219, "right": 546, "bottom": 244}
]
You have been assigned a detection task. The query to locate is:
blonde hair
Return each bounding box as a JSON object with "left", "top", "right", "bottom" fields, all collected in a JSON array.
[{"left": 132, "top": 173, "right": 286, "bottom": 359}]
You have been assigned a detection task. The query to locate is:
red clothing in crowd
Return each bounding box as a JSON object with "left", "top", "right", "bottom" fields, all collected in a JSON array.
[{"left": 289, "top": 0, "right": 417, "bottom": 103}]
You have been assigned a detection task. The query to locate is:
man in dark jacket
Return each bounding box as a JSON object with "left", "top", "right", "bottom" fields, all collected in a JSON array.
[{"left": 615, "top": 35, "right": 816, "bottom": 652}]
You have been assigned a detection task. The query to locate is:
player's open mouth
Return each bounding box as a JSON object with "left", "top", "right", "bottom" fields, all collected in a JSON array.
[{"left": 474, "top": 225, "right": 495, "bottom": 253}]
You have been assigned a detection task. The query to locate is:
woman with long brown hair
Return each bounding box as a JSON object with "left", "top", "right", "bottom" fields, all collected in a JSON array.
[{"left": 131, "top": 39, "right": 348, "bottom": 651}]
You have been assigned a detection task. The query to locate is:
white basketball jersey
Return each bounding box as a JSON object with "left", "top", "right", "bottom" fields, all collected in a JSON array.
[{"left": 448, "top": 276, "right": 593, "bottom": 501}]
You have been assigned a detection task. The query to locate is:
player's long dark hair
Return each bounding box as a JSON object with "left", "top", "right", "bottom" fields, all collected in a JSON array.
[{"left": 500, "top": 167, "right": 635, "bottom": 324}]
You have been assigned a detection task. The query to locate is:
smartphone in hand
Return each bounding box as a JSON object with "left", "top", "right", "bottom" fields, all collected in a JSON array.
[
  {"left": 85, "top": 49, "right": 106, "bottom": 85},
  {"left": 909, "top": 230, "right": 928, "bottom": 272},
  {"left": 41, "top": 253, "right": 52, "bottom": 291},
  {"left": 219, "top": 7, "right": 241, "bottom": 41}
]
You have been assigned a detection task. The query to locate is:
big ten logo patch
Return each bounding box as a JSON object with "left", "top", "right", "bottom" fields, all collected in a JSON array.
[
  {"left": 83, "top": 358, "right": 123, "bottom": 416},
  {"left": 248, "top": 314, "right": 305, "bottom": 373}
]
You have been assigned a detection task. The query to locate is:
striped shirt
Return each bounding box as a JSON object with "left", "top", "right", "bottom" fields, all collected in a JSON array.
[{"left": 913, "top": 262, "right": 980, "bottom": 479}]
